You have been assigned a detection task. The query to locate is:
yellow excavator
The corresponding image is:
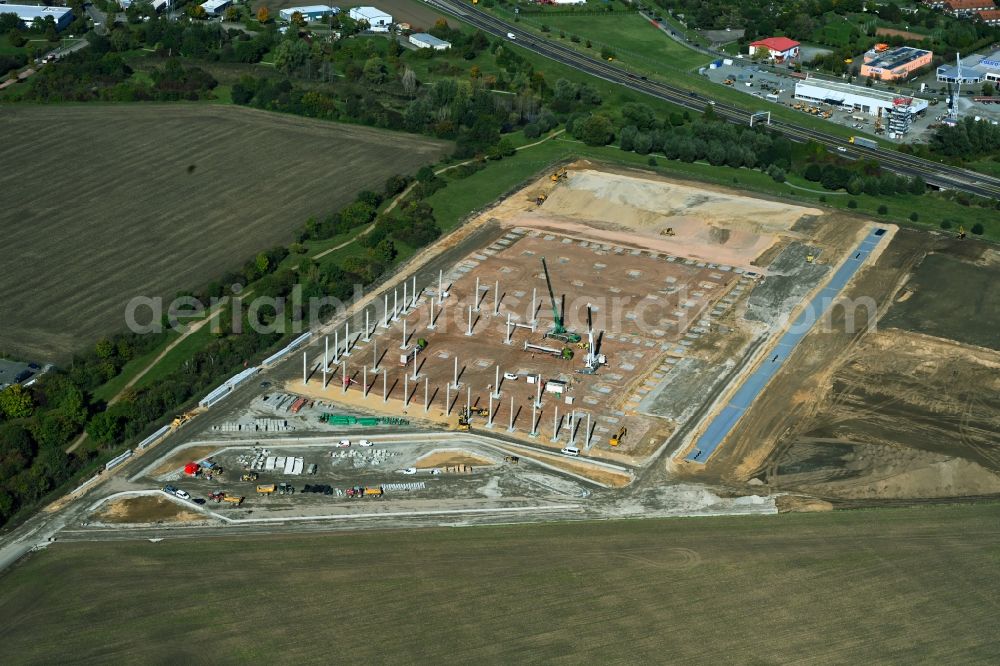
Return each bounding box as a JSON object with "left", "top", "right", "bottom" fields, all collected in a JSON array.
[
  {"left": 609, "top": 426, "right": 627, "bottom": 447},
  {"left": 550, "top": 168, "right": 568, "bottom": 182}
]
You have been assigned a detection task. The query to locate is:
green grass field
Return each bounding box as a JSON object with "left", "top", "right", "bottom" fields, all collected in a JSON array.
[
  {"left": 523, "top": 13, "right": 711, "bottom": 73},
  {"left": 1, "top": 503, "right": 999, "bottom": 661}
]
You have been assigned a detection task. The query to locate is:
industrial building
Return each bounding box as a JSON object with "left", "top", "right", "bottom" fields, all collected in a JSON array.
[
  {"left": 748, "top": 37, "right": 800, "bottom": 63},
  {"left": 937, "top": 50, "right": 1000, "bottom": 84},
  {"left": 348, "top": 5, "right": 392, "bottom": 31},
  {"left": 794, "top": 77, "right": 928, "bottom": 135},
  {"left": 118, "top": 0, "right": 167, "bottom": 10},
  {"left": 200, "top": 0, "right": 231, "bottom": 15},
  {"left": 0, "top": 4, "right": 73, "bottom": 31},
  {"left": 859, "top": 46, "right": 933, "bottom": 81},
  {"left": 409, "top": 32, "right": 451, "bottom": 50},
  {"left": 279, "top": 5, "right": 339, "bottom": 21}
]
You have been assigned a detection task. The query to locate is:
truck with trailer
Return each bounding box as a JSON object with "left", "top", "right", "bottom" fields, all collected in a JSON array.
[{"left": 849, "top": 136, "right": 878, "bottom": 149}]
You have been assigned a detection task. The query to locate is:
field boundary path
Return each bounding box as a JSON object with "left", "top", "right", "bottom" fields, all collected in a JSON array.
[
  {"left": 68, "top": 129, "right": 566, "bottom": 455},
  {"left": 685, "top": 227, "right": 888, "bottom": 463}
]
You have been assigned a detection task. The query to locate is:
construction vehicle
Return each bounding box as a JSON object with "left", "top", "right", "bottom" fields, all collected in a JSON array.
[
  {"left": 364, "top": 487, "right": 384, "bottom": 497},
  {"left": 550, "top": 167, "right": 567, "bottom": 182},
  {"left": 540, "top": 257, "right": 581, "bottom": 343},
  {"left": 256, "top": 484, "right": 276, "bottom": 495},
  {"left": 474, "top": 407, "right": 490, "bottom": 417},
  {"left": 457, "top": 406, "right": 471, "bottom": 431},
  {"left": 503, "top": 456, "right": 520, "bottom": 464},
  {"left": 535, "top": 194, "right": 547, "bottom": 206},
  {"left": 278, "top": 482, "right": 294, "bottom": 495},
  {"left": 171, "top": 410, "right": 199, "bottom": 428},
  {"left": 241, "top": 472, "right": 258, "bottom": 482},
  {"left": 958, "top": 225, "right": 967, "bottom": 240},
  {"left": 609, "top": 426, "right": 628, "bottom": 447},
  {"left": 207, "top": 491, "right": 225, "bottom": 503},
  {"left": 222, "top": 495, "right": 245, "bottom": 506},
  {"left": 659, "top": 227, "right": 676, "bottom": 236}
]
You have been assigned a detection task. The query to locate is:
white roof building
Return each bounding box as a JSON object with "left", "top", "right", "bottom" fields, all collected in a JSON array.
[
  {"left": 0, "top": 4, "right": 74, "bottom": 30},
  {"left": 200, "top": 0, "right": 232, "bottom": 15},
  {"left": 278, "top": 5, "right": 340, "bottom": 21},
  {"left": 409, "top": 32, "right": 451, "bottom": 50},
  {"left": 348, "top": 5, "right": 391, "bottom": 31}
]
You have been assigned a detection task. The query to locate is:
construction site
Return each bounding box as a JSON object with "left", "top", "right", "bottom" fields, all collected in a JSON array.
[{"left": 47, "top": 163, "right": 999, "bottom": 533}]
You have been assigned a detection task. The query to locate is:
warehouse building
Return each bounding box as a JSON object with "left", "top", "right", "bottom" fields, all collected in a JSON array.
[
  {"left": 348, "top": 5, "right": 392, "bottom": 32},
  {"left": 0, "top": 4, "right": 74, "bottom": 31},
  {"left": 200, "top": 0, "right": 231, "bottom": 15},
  {"left": 859, "top": 46, "right": 933, "bottom": 81},
  {"left": 279, "top": 5, "right": 339, "bottom": 21},
  {"left": 936, "top": 50, "right": 1000, "bottom": 84},
  {"left": 748, "top": 37, "right": 800, "bottom": 63},
  {"left": 794, "top": 77, "right": 928, "bottom": 135},
  {"left": 409, "top": 32, "right": 451, "bottom": 50}
]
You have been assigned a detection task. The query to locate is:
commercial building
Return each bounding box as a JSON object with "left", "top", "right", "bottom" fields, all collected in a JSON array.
[
  {"left": 0, "top": 4, "right": 74, "bottom": 31},
  {"left": 200, "top": 0, "right": 231, "bottom": 15},
  {"left": 859, "top": 46, "right": 933, "bottom": 81},
  {"left": 278, "top": 5, "right": 339, "bottom": 21},
  {"left": 794, "top": 77, "right": 928, "bottom": 134},
  {"left": 936, "top": 50, "right": 1000, "bottom": 84},
  {"left": 348, "top": 5, "right": 392, "bottom": 32},
  {"left": 409, "top": 32, "right": 451, "bottom": 50},
  {"left": 748, "top": 37, "right": 800, "bottom": 63}
]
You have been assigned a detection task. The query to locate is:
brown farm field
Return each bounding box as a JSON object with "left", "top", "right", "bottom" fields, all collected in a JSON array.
[
  {"left": 1, "top": 504, "right": 999, "bottom": 662},
  {"left": 0, "top": 105, "right": 449, "bottom": 363}
]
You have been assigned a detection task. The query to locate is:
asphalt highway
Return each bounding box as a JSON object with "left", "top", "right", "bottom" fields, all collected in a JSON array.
[{"left": 426, "top": 0, "right": 1000, "bottom": 199}]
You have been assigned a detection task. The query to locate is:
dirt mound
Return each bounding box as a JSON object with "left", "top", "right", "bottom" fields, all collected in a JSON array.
[
  {"left": 813, "top": 457, "right": 1000, "bottom": 500},
  {"left": 96, "top": 495, "right": 203, "bottom": 524}
]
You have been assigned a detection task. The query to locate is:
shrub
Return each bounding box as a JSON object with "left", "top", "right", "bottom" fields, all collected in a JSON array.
[
  {"left": 971, "top": 222, "right": 984, "bottom": 235},
  {"left": 847, "top": 199, "right": 858, "bottom": 209},
  {"left": 909, "top": 212, "right": 919, "bottom": 222},
  {"left": 877, "top": 204, "right": 888, "bottom": 214},
  {"left": 647, "top": 156, "right": 657, "bottom": 166},
  {"left": 940, "top": 220, "right": 952, "bottom": 229},
  {"left": 819, "top": 195, "right": 826, "bottom": 202}
]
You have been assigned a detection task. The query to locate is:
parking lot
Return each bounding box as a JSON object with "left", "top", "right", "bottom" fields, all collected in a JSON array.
[{"left": 704, "top": 62, "right": 947, "bottom": 140}]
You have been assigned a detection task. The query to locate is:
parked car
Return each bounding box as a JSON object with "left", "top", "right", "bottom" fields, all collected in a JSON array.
[
  {"left": 560, "top": 446, "right": 580, "bottom": 457},
  {"left": 503, "top": 372, "right": 518, "bottom": 380},
  {"left": 174, "top": 489, "right": 191, "bottom": 500},
  {"left": 338, "top": 439, "right": 351, "bottom": 448},
  {"left": 359, "top": 439, "right": 373, "bottom": 447},
  {"left": 401, "top": 467, "right": 417, "bottom": 475}
]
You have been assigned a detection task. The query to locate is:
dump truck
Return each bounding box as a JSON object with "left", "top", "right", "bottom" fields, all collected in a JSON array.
[
  {"left": 222, "top": 495, "right": 245, "bottom": 506},
  {"left": 256, "top": 484, "right": 276, "bottom": 495},
  {"left": 364, "top": 487, "right": 384, "bottom": 497},
  {"left": 849, "top": 136, "right": 878, "bottom": 150}
]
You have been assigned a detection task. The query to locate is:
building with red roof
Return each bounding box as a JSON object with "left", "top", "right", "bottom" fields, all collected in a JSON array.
[{"left": 748, "top": 37, "right": 801, "bottom": 63}]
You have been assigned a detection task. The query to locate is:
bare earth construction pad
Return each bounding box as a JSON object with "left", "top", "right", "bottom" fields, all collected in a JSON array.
[{"left": 0, "top": 105, "right": 448, "bottom": 362}]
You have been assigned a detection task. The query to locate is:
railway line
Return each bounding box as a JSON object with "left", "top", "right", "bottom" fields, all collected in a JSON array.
[{"left": 427, "top": 0, "right": 1000, "bottom": 199}]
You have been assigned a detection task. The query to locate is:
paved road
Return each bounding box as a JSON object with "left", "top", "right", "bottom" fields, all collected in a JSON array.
[
  {"left": 425, "top": 0, "right": 1000, "bottom": 199},
  {"left": 687, "top": 228, "right": 888, "bottom": 463}
]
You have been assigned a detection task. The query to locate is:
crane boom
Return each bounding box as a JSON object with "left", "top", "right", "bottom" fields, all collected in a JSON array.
[{"left": 540, "top": 257, "right": 565, "bottom": 334}]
